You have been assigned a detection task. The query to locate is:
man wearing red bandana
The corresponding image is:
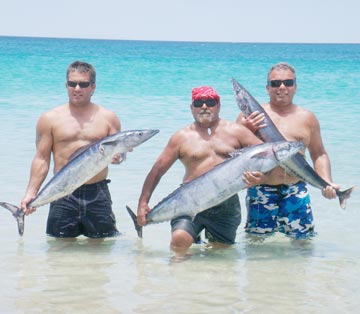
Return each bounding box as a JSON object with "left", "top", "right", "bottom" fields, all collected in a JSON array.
[
  {"left": 191, "top": 86, "right": 221, "bottom": 102},
  {"left": 137, "top": 86, "right": 263, "bottom": 260}
]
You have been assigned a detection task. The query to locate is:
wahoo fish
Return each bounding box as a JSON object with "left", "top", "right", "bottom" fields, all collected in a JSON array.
[
  {"left": 1, "top": 129, "right": 159, "bottom": 236},
  {"left": 232, "top": 78, "right": 354, "bottom": 209},
  {"left": 126, "top": 141, "right": 304, "bottom": 238}
]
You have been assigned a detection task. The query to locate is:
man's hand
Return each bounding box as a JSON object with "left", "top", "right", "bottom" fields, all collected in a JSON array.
[
  {"left": 322, "top": 183, "right": 339, "bottom": 199},
  {"left": 242, "top": 111, "right": 267, "bottom": 133},
  {"left": 137, "top": 203, "right": 151, "bottom": 226},
  {"left": 242, "top": 171, "right": 268, "bottom": 188},
  {"left": 20, "top": 196, "right": 37, "bottom": 216}
]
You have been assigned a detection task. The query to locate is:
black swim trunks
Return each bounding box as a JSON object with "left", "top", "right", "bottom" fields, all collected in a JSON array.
[
  {"left": 46, "top": 179, "right": 119, "bottom": 238},
  {"left": 170, "top": 194, "right": 241, "bottom": 245}
]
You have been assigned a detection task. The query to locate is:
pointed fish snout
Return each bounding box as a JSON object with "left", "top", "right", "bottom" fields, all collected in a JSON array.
[{"left": 139, "top": 129, "right": 159, "bottom": 143}]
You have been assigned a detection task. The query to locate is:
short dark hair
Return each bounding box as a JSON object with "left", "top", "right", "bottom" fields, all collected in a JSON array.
[{"left": 66, "top": 61, "right": 96, "bottom": 84}]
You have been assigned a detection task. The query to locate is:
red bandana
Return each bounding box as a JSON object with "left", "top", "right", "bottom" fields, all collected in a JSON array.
[{"left": 191, "top": 86, "right": 220, "bottom": 102}]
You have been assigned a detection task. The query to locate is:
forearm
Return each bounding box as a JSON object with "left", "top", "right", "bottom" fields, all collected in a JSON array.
[
  {"left": 313, "top": 153, "right": 333, "bottom": 183},
  {"left": 25, "top": 157, "right": 50, "bottom": 197},
  {"left": 138, "top": 171, "right": 163, "bottom": 206}
]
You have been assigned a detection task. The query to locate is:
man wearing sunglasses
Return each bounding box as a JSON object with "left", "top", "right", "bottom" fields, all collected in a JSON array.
[
  {"left": 136, "top": 86, "right": 263, "bottom": 260},
  {"left": 237, "top": 62, "right": 339, "bottom": 240},
  {"left": 20, "top": 60, "right": 122, "bottom": 238}
]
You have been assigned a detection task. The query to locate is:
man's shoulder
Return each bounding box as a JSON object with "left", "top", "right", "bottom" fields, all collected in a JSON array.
[
  {"left": 40, "top": 104, "right": 68, "bottom": 120},
  {"left": 219, "top": 118, "right": 243, "bottom": 130},
  {"left": 173, "top": 124, "right": 193, "bottom": 136},
  {"left": 95, "top": 104, "right": 119, "bottom": 119},
  {"left": 293, "top": 105, "right": 317, "bottom": 119}
]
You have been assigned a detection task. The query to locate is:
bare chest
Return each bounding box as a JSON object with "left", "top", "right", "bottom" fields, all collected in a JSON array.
[
  {"left": 180, "top": 135, "right": 235, "bottom": 164},
  {"left": 269, "top": 112, "right": 311, "bottom": 145}
]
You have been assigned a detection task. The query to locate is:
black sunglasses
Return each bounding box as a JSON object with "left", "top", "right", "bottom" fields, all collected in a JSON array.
[
  {"left": 67, "top": 81, "right": 92, "bottom": 88},
  {"left": 193, "top": 99, "right": 218, "bottom": 108},
  {"left": 268, "top": 79, "right": 295, "bottom": 88}
]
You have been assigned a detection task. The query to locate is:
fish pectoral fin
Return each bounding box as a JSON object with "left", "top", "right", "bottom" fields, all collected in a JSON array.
[
  {"left": 119, "top": 152, "right": 127, "bottom": 163},
  {"left": 250, "top": 150, "right": 271, "bottom": 160},
  {"left": 101, "top": 139, "right": 120, "bottom": 147},
  {"left": 126, "top": 206, "right": 143, "bottom": 238},
  {"left": 0, "top": 202, "right": 25, "bottom": 236}
]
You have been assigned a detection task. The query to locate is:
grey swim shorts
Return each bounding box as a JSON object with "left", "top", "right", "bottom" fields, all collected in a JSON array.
[{"left": 170, "top": 194, "right": 241, "bottom": 244}]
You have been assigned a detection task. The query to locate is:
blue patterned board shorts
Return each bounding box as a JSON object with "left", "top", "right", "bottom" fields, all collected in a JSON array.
[
  {"left": 46, "top": 179, "right": 119, "bottom": 238},
  {"left": 171, "top": 194, "right": 241, "bottom": 245},
  {"left": 245, "top": 181, "right": 315, "bottom": 239}
]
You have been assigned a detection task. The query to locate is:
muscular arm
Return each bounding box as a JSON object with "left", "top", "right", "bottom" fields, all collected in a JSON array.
[
  {"left": 106, "top": 110, "right": 122, "bottom": 164},
  {"left": 307, "top": 114, "right": 338, "bottom": 198},
  {"left": 107, "top": 110, "right": 121, "bottom": 135},
  {"left": 137, "top": 134, "right": 181, "bottom": 226},
  {"left": 308, "top": 119, "right": 332, "bottom": 181},
  {"left": 21, "top": 114, "right": 53, "bottom": 214}
]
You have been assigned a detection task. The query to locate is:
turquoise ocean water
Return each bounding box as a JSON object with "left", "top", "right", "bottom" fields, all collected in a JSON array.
[{"left": 0, "top": 36, "right": 359, "bottom": 313}]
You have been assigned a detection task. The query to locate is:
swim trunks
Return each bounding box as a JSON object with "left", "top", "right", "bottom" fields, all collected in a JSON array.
[
  {"left": 245, "top": 181, "right": 315, "bottom": 239},
  {"left": 170, "top": 194, "right": 241, "bottom": 245},
  {"left": 46, "top": 179, "right": 119, "bottom": 238}
]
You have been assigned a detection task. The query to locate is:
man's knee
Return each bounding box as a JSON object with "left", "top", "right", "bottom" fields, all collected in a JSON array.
[{"left": 171, "top": 229, "right": 193, "bottom": 249}]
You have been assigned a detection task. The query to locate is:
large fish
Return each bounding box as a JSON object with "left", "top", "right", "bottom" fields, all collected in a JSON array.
[
  {"left": 0, "top": 129, "right": 159, "bottom": 236},
  {"left": 126, "top": 141, "right": 304, "bottom": 238},
  {"left": 232, "top": 78, "right": 354, "bottom": 209}
]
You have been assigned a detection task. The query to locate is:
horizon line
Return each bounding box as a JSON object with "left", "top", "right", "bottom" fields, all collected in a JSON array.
[{"left": 1, "top": 34, "right": 359, "bottom": 45}]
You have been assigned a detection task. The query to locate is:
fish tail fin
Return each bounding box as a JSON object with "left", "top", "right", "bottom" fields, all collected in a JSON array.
[
  {"left": 16, "top": 212, "right": 25, "bottom": 236},
  {"left": 0, "top": 202, "right": 25, "bottom": 236},
  {"left": 126, "top": 205, "right": 143, "bottom": 238},
  {"left": 337, "top": 186, "right": 356, "bottom": 209}
]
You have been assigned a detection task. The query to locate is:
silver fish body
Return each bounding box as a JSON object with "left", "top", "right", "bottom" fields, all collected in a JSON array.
[
  {"left": 232, "top": 78, "right": 354, "bottom": 209},
  {"left": 126, "top": 141, "right": 304, "bottom": 237},
  {"left": 1, "top": 129, "right": 159, "bottom": 236},
  {"left": 31, "top": 129, "right": 159, "bottom": 207}
]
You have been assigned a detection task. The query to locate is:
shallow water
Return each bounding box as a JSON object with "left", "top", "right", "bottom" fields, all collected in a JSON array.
[
  {"left": 0, "top": 37, "right": 359, "bottom": 313},
  {"left": 1, "top": 201, "right": 359, "bottom": 314}
]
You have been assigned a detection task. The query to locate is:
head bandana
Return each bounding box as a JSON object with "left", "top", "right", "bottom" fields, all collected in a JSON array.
[{"left": 191, "top": 86, "right": 220, "bottom": 102}]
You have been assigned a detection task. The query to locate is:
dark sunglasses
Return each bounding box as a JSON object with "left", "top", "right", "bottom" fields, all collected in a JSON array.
[
  {"left": 268, "top": 79, "right": 295, "bottom": 88},
  {"left": 67, "top": 81, "right": 92, "bottom": 88},
  {"left": 193, "top": 99, "right": 218, "bottom": 108}
]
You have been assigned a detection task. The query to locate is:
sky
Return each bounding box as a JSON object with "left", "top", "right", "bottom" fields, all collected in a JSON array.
[{"left": 1, "top": 0, "right": 359, "bottom": 43}]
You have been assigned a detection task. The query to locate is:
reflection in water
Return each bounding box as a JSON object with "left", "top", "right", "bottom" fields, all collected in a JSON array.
[
  {"left": 239, "top": 233, "right": 320, "bottom": 313},
  {"left": 1, "top": 213, "right": 359, "bottom": 314},
  {"left": 14, "top": 237, "right": 119, "bottom": 314},
  {"left": 130, "top": 241, "right": 247, "bottom": 314}
]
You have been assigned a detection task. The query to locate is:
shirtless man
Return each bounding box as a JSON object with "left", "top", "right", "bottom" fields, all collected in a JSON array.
[
  {"left": 137, "top": 86, "right": 263, "bottom": 259},
  {"left": 237, "top": 62, "right": 338, "bottom": 239},
  {"left": 21, "top": 61, "right": 121, "bottom": 238}
]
